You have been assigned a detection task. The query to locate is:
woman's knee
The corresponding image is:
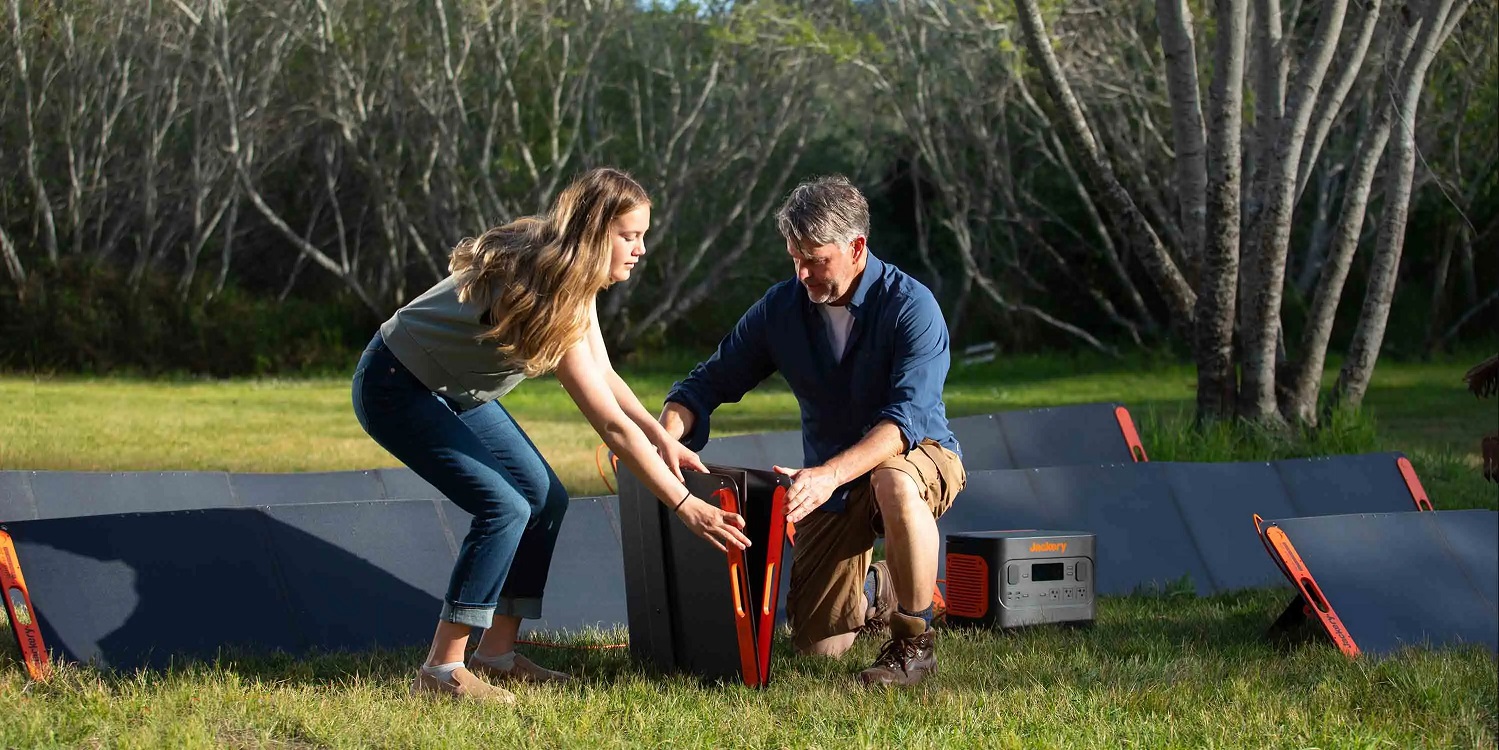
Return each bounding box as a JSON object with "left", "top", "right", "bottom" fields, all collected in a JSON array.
[
  {"left": 469, "top": 489, "right": 532, "bottom": 534},
  {"left": 535, "top": 479, "right": 569, "bottom": 524}
]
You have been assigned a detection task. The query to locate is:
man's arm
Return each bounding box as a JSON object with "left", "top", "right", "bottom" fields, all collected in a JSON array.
[
  {"left": 872, "top": 290, "right": 951, "bottom": 453},
  {"left": 658, "top": 401, "right": 697, "bottom": 442},
  {"left": 779, "top": 420, "right": 905, "bottom": 523},
  {"left": 660, "top": 294, "right": 777, "bottom": 450},
  {"left": 780, "top": 291, "right": 951, "bottom": 523}
]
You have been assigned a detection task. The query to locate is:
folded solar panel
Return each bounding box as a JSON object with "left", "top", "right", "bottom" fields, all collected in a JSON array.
[
  {"left": 937, "top": 452, "right": 1431, "bottom": 597},
  {"left": 0, "top": 494, "right": 629, "bottom": 671},
  {"left": 697, "top": 402, "right": 1147, "bottom": 472}
]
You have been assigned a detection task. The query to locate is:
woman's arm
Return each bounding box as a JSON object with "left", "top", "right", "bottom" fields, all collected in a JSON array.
[
  {"left": 585, "top": 303, "right": 707, "bottom": 478},
  {"left": 556, "top": 326, "right": 748, "bottom": 551}
]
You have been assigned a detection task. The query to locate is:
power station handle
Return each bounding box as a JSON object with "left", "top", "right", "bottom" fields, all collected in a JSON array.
[
  {"left": 762, "top": 563, "right": 776, "bottom": 615},
  {"left": 730, "top": 562, "right": 746, "bottom": 617}
]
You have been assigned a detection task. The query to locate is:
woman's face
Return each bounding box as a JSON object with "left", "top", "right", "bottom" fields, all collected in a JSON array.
[{"left": 608, "top": 205, "right": 651, "bottom": 283}]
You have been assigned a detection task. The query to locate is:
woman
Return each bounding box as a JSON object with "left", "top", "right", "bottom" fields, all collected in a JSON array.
[{"left": 352, "top": 167, "right": 751, "bottom": 703}]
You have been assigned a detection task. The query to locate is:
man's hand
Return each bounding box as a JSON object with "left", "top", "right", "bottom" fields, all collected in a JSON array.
[
  {"left": 774, "top": 464, "right": 843, "bottom": 524},
  {"left": 657, "top": 440, "right": 707, "bottom": 481}
]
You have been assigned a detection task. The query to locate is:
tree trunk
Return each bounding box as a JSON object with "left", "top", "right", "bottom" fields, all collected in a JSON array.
[
  {"left": 1012, "top": 0, "right": 1196, "bottom": 331},
  {"left": 1334, "top": 0, "right": 1471, "bottom": 410},
  {"left": 1194, "top": 0, "right": 1250, "bottom": 421},
  {"left": 1283, "top": 23, "right": 1418, "bottom": 424},
  {"left": 1156, "top": 0, "right": 1208, "bottom": 264},
  {"left": 1296, "top": 0, "right": 1383, "bottom": 201},
  {"left": 1293, "top": 163, "right": 1343, "bottom": 296},
  {"left": 208, "top": 195, "right": 240, "bottom": 304},
  {"left": 949, "top": 275, "right": 973, "bottom": 346},
  {"left": 1457, "top": 231, "right": 1479, "bottom": 306},
  {"left": 9, "top": 0, "right": 59, "bottom": 264},
  {"left": 0, "top": 224, "right": 26, "bottom": 297},
  {"left": 1238, "top": 0, "right": 1349, "bottom": 422},
  {"left": 1245, "top": 0, "right": 1287, "bottom": 223},
  {"left": 1421, "top": 227, "right": 1457, "bottom": 356}
]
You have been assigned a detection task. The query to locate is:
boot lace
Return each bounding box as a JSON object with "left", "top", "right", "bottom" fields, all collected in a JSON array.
[
  {"left": 859, "top": 600, "right": 891, "bottom": 635},
  {"left": 871, "top": 636, "right": 921, "bottom": 673}
]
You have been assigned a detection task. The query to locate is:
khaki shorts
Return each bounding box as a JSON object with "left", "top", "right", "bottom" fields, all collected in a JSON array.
[{"left": 785, "top": 439, "right": 966, "bottom": 650}]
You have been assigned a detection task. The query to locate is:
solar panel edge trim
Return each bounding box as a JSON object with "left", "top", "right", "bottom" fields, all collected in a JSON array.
[
  {"left": 0, "top": 528, "right": 52, "bottom": 680},
  {"left": 1261, "top": 523, "right": 1361, "bottom": 657}
]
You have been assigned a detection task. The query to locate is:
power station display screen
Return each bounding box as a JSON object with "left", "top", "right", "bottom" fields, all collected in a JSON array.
[{"left": 1031, "top": 562, "right": 1064, "bottom": 582}]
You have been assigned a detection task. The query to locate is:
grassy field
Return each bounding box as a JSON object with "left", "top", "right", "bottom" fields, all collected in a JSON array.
[
  {"left": 1, "top": 350, "right": 1494, "bottom": 505},
  {"left": 1, "top": 351, "right": 1496, "bottom": 748}
]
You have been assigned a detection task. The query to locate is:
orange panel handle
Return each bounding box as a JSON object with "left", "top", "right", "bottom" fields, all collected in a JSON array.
[
  {"left": 762, "top": 563, "right": 776, "bottom": 615},
  {"left": 0, "top": 530, "right": 52, "bottom": 681},
  {"left": 1265, "top": 526, "right": 1359, "bottom": 657},
  {"left": 1396, "top": 456, "right": 1433, "bottom": 511},
  {"left": 730, "top": 562, "right": 745, "bottom": 617},
  {"left": 1115, "top": 406, "right": 1148, "bottom": 462}
]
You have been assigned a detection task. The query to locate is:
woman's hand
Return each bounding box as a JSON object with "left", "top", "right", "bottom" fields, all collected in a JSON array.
[
  {"left": 675, "top": 496, "right": 752, "bottom": 552},
  {"left": 657, "top": 439, "right": 708, "bottom": 481}
]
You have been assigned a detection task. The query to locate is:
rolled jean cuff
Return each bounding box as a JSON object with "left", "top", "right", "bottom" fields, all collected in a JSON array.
[
  {"left": 495, "top": 596, "right": 543, "bottom": 620},
  {"left": 440, "top": 603, "right": 495, "bottom": 628}
]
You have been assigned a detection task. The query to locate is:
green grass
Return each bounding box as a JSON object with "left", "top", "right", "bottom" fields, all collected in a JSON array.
[
  {"left": 1, "top": 593, "right": 1494, "bottom": 748},
  {"left": 1, "top": 352, "right": 1496, "bottom": 748},
  {"left": 2, "top": 350, "right": 1494, "bottom": 503}
]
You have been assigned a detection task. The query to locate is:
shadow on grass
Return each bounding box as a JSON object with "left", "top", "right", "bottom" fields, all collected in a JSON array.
[{"left": 10, "top": 585, "right": 1495, "bottom": 713}]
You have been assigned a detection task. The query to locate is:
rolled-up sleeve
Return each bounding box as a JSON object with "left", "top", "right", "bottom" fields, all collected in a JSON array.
[
  {"left": 875, "top": 292, "right": 950, "bottom": 451},
  {"left": 665, "top": 295, "right": 776, "bottom": 450}
]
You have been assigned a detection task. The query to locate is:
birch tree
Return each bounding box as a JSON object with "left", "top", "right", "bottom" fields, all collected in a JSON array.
[
  {"left": 595, "top": 2, "right": 833, "bottom": 352},
  {"left": 859, "top": 0, "right": 1156, "bottom": 352},
  {"left": 1013, "top": 0, "right": 1479, "bottom": 423}
]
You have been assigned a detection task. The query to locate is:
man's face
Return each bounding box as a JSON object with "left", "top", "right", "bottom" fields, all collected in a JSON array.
[{"left": 787, "top": 236, "right": 865, "bottom": 305}]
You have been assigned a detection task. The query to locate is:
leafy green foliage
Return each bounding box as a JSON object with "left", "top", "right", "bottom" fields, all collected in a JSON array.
[{"left": 0, "top": 260, "right": 375, "bottom": 377}]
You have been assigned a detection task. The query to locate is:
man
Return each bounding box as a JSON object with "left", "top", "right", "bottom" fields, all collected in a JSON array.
[{"left": 658, "top": 175, "right": 964, "bottom": 687}]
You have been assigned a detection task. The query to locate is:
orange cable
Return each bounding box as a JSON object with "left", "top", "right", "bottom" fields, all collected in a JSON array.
[{"left": 595, "top": 442, "right": 616, "bottom": 494}]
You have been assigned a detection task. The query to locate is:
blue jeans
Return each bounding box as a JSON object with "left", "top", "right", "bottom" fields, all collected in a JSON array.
[{"left": 351, "top": 333, "right": 569, "bottom": 628}]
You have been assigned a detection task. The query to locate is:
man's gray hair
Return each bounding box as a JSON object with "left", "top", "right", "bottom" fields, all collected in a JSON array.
[{"left": 775, "top": 175, "right": 869, "bottom": 254}]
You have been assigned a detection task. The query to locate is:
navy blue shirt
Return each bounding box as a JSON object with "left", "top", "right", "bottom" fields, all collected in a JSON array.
[{"left": 666, "top": 252, "right": 959, "bottom": 512}]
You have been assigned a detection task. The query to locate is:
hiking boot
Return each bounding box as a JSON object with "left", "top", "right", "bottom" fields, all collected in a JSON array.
[
  {"left": 410, "top": 666, "right": 517, "bottom": 704},
  {"left": 859, "top": 560, "right": 896, "bottom": 635},
  {"left": 858, "top": 611, "right": 937, "bottom": 687},
  {"left": 469, "top": 653, "right": 573, "bottom": 684}
]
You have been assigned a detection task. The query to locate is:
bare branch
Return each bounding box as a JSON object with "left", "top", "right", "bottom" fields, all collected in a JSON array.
[{"left": 1013, "top": 0, "right": 1197, "bottom": 330}]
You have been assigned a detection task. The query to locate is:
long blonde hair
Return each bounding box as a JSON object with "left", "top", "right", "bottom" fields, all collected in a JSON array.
[{"left": 449, "top": 167, "right": 649, "bottom": 377}]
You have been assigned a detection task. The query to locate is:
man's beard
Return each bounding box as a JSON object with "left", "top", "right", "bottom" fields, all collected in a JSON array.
[{"left": 804, "top": 282, "right": 841, "bottom": 305}]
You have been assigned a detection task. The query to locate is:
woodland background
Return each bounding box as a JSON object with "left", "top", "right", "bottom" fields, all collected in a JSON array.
[{"left": 1, "top": 0, "right": 1493, "bottom": 424}]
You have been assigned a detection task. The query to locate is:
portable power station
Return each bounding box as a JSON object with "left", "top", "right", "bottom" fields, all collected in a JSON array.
[{"left": 944, "top": 530, "right": 1096, "bottom": 628}]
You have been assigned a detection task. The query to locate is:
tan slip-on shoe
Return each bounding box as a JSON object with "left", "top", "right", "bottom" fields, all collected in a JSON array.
[
  {"left": 410, "top": 666, "right": 517, "bottom": 704},
  {"left": 469, "top": 653, "right": 573, "bottom": 684}
]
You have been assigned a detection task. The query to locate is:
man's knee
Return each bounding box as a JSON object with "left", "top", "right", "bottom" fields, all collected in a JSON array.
[
  {"left": 795, "top": 631, "right": 857, "bottom": 658},
  {"left": 870, "top": 467, "right": 923, "bottom": 518}
]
